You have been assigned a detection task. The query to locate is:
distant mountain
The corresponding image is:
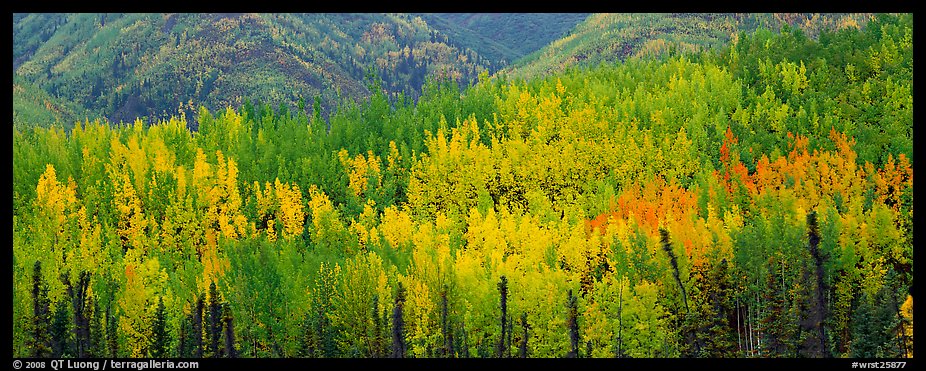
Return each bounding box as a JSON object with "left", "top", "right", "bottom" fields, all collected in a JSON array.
[
  {"left": 13, "top": 76, "right": 90, "bottom": 128},
  {"left": 416, "top": 13, "right": 590, "bottom": 65},
  {"left": 505, "top": 13, "right": 874, "bottom": 80},
  {"left": 14, "top": 13, "right": 873, "bottom": 129},
  {"left": 12, "top": 13, "right": 508, "bottom": 127}
]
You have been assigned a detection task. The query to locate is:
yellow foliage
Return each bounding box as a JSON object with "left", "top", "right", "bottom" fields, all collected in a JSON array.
[
  {"left": 339, "top": 149, "right": 383, "bottom": 199},
  {"left": 380, "top": 205, "right": 415, "bottom": 249},
  {"left": 113, "top": 170, "right": 148, "bottom": 251},
  {"left": 199, "top": 229, "right": 229, "bottom": 292},
  {"left": 901, "top": 295, "right": 913, "bottom": 358},
  {"left": 35, "top": 164, "right": 78, "bottom": 226},
  {"left": 119, "top": 247, "right": 168, "bottom": 357},
  {"left": 274, "top": 179, "right": 305, "bottom": 239},
  {"left": 175, "top": 165, "right": 188, "bottom": 201}
]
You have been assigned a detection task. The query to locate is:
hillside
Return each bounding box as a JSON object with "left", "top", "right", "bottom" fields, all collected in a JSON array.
[
  {"left": 417, "top": 13, "right": 590, "bottom": 65},
  {"left": 13, "top": 77, "right": 90, "bottom": 129},
  {"left": 12, "top": 13, "right": 503, "bottom": 127},
  {"left": 505, "top": 13, "right": 874, "bottom": 80}
]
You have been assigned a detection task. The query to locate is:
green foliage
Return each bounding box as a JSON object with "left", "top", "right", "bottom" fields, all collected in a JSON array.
[
  {"left": 508, "top": 13, "right": 875, "bottom": 81},
  {"left": 13, "top": 13, "right": 506, "bottom": 126}
]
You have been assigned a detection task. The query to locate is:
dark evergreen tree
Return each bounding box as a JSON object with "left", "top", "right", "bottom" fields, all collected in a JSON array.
[
  {"left": 496, "top": 276, "right": 509, "bottom": 358},
  {"left": 29, "top": 261, "right": 52, "bottom": 358},
  {"left": 51, "top": 299, "right": 74, "bottom": 357},
  {"left": 566, "top": 289, "right": 580, "bottom": 358},
  {"left": 518, "top": 312, "right": 529, "bottom": 358},
  {"left": 179, "top": 313, "right": 191, "bottom": 358},
  {"left": 391, "top": 282, "right": 407, "bottom": 358},
  {"left": 208, "top": 282, "right": 221, "bottom": 358},
  {"left": 440, "top": 287, "right": 454, "bottom": 358},
  {"left": 683, "top": 259, "right": 738, "bottom": 357},
  {"left": 800, "top": 211, "right": 830, "bottom": 358},
  {"left": 660, "top": 228, "right": 689, "bottom": 313},
  {"left": 371, "top": 294, "right": 384, "bottom": 357},
  {"left": 106, "top": 301, "right": 119, "bottom": 357},
  {"left": 760, "top": 257, "right": 798, "bottom": 357},
  {"left": 223, "top": 304, "right": 237, "bottom": 358},
  {"left": 193, "top": 295, "right": 204, "bottom": 358},
  {"left": 65, "top": 271, "right": 91, "bottom": 358},
  {"left": 852, "top": 271, "right": 908, "bottom": 358},
  {"left": 151, "top": 296, "right": 170, "bottom": 358},
  {"left": 850, "top": 294, "right": 881, "bottom": 358},
  {"left": 88, "top": 297, "right": 104, "bottom": 358},
  {"left": 875, "top": 279, "right": 906, "bottom": 358}
]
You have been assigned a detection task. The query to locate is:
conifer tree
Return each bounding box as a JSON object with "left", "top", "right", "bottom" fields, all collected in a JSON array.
[
  {"left": 179, "top": 314, "right": 191, "bottom": 357},
  {"left": 518, "top": 312, "right": 528, "bottom": 358},
  {"left": 800, "top": 211, "right": 830, "bottom": 358},
  {"left": 372, "top": 294, "right": 384, "bottom": 358},
  {"left": 223, "top": 304, "right": 237, "bottom": 358},
  {"left": 760, "top": 257, "right": 798, "bottom": 357},
  {"left": 439, "top": 289, "right": 454, "bottom": 358},
  {"left": 208, "top": 282, "right": 221, "bottom": 358},
  {"left": 51, "top": 299, "right": 73, "bottom": 357},
  {"left": 566, "top": 289, "right": 580, "bottom": 358},
  {"left": 88, "top": 298, "right": 104, "bottom": 358},
  {"left": 151, "top": 296, "right": 169, "bottom": 358},
  {"left": 660, "top": 228, "right": 688, "bottom": 313},
  {"left": 65, "top": 271, "right": 91, "bottom": 358},
  {"left": 391, "top": 282, "right": 406, "bottom": 358},
  {"left": 193, "top": 295, "right": 204, "bottom": 358},
  {"left": 497, "top": 276, "right": 509, "bottom": 358},
  {"left": 106, "top": 301, "right": 119, "bottom": 357},
  {"left": 29, "top": 261, "right": 52, "bottom": 358}
]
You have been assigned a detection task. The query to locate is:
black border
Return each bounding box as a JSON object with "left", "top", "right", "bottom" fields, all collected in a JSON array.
[{"left": 8, "top": 3, "right": 921, "bottom": 370}]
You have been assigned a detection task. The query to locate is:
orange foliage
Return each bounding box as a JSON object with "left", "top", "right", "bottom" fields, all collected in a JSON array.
[
  {"left": 717, "top": 127, "right": 754, "bottom": 195},
  {"left": 125, "top": 263, "right": 136, "bottom": 282},
  {"left": 588, "top": 178, "right": 699, "bottom": 238},
  {"left": 872, "top": 152, "right": 913, "bottom": 213},
  {"left": 715, "top": 129, "right": 870, "bottom": 212}
]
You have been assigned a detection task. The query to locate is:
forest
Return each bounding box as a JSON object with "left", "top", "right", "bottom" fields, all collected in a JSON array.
[
  {"left": 12, "top": 13, "right": 512, "bottom": 127},
  {"left": 11, "top": 13, "right": 913, "bottom": 358}
]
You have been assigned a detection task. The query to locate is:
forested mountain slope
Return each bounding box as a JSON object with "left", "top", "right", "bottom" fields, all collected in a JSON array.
[
  {"left": 417, "top": 13, "right": 590, "bottom": 65},
  {"left": 12, "top": 13, "right": 501, "bottom": 127},
  {"left": 505, "top": 13, "right": 875, "bottom": 80}
]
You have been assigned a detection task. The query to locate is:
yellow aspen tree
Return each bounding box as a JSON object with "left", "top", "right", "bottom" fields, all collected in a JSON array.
[
  {"left": 350, "top": 199, "right": 379, "bottom": 251},
  {"left": 339, "top": 149, "right": 383, "bottom": 200},
  {"left": 900, "top": 295, "right": 913, "bottom": 358},
  {"left": 125, "top": 120, "right": 150, "bottom": 196},
  {"left": 379, "top": 205, "right": 415, "bottom": 251},
  {"left": 118, "top": 247, "right": 169, "bottom": 357},
  {"left": 113, "top": 170, "right": 148, "bottom": 251},
  {"left": 274, "top": 179, "right": 305, "bottom": 240},
  {"left": 67, "top": 206, "right": 106, "bottom": 277},
  {"left": 31, "top": 164, "right": 80, "bottom": 304},
  {"left": 213, "top": 150, "right": 247, "bottom": 239}
]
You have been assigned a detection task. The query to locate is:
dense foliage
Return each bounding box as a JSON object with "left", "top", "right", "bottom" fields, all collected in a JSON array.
[
  {"left": 12, "top": 14, "right": 912, "bottom": 358},
  {"left": 506, "top": 13, "right": 875, "bottom": 81},
  {"left": 12, "top": 13, "right": 497, "bottom": 127},
  {"left": 417, "top": 13, "right": 590, "bottom": 65}
]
